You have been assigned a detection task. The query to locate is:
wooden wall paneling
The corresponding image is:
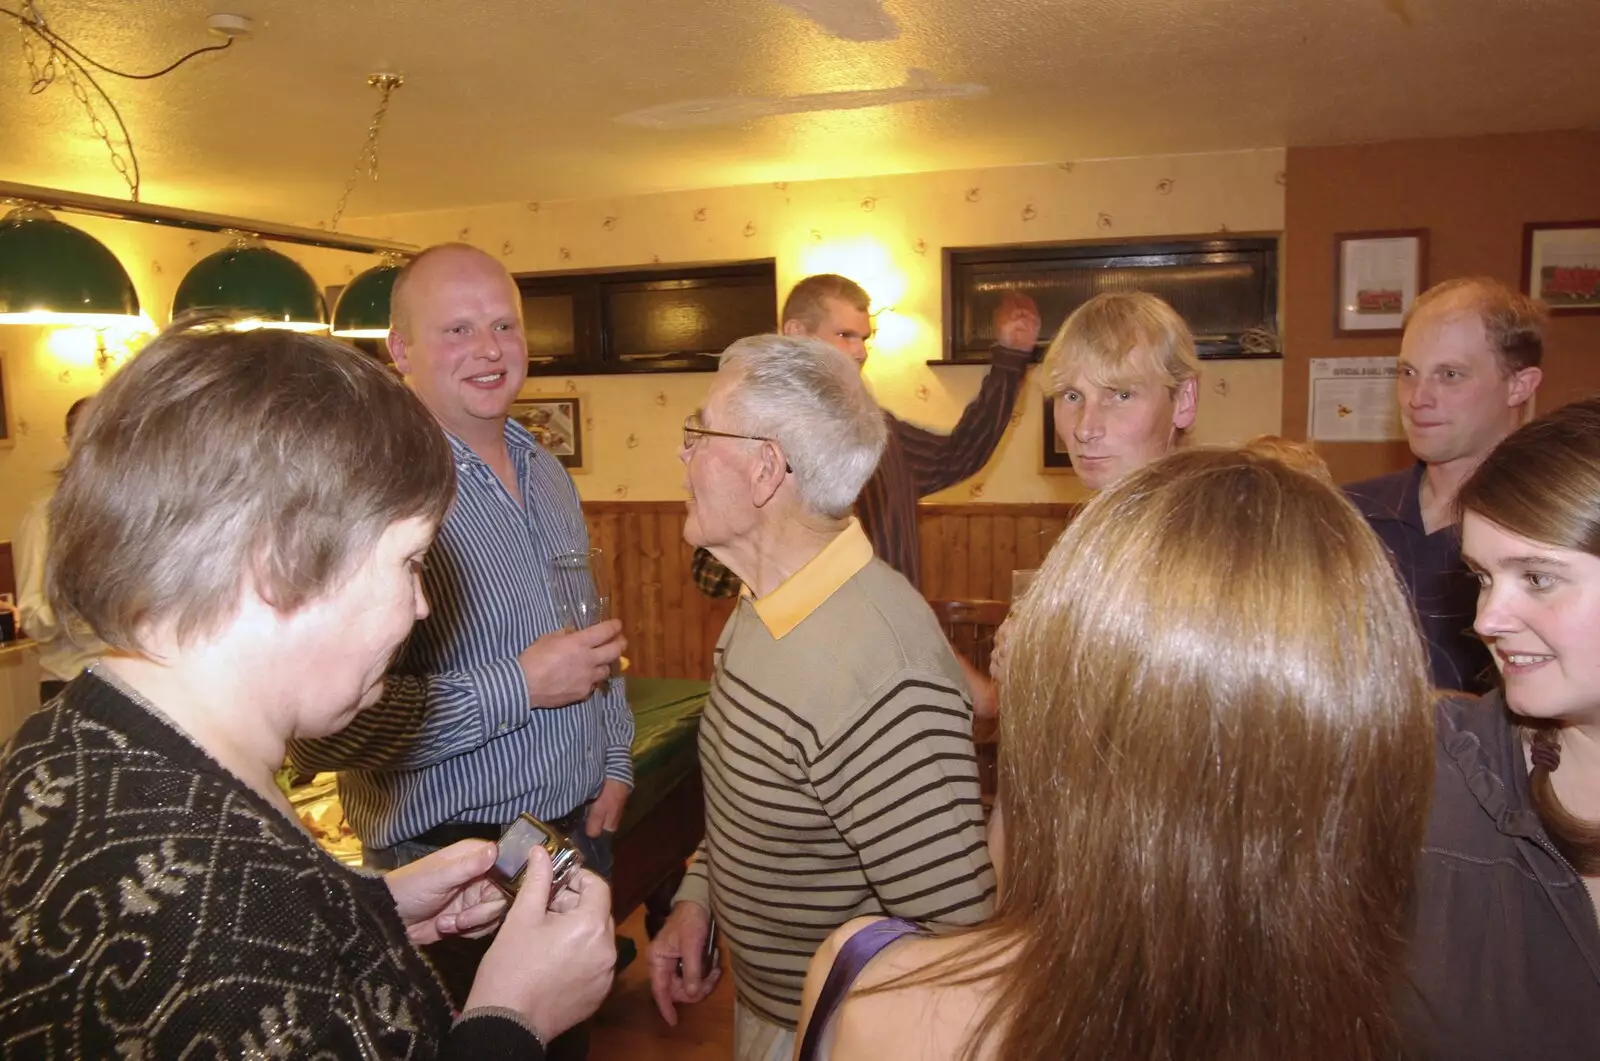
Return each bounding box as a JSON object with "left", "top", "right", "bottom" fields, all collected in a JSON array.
[
  {"left": 1014, "top": 514, "right": 1043, "bottom": 570},
  {"left": 659, "top": 510, "right": 686, "bottom": 679},
  {"left": 940, "top": 515, "right": 970, "bottom": 600},
  {"left": 1040, "top": 516, "right": 1071, "bottom": 564},
  {"left": 917, "top": 517, "right": 944, "bottom": 597},
  {"left": 990, "top": 515, "right": 1018, "bottom": 603},
  {"left": 617, "top": 507, "right": 644, "bottom": 672},
  {"left": 637, "top": 509, "right": 663, "bottom": 678},
  {"left": 967, "top": 512, "right": 994, "bottom": 600},
  {"left": 582, "top": 501, "right": 1076, "bottom": 678}
]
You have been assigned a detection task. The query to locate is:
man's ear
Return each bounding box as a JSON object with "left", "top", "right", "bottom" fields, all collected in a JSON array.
[
  {"left": 388, "top": 328, "right": 411, "bottom": 374},
  {"left": 1171, "top": 375, "right": 1199, "bottom": 432},
  {"left": 1507, "top": 365, "right": 1542, "bottom": 409},
  {"left": 750, "top": 441, "right": 788, "bottom": 509},
  {"left": 780, "top": 319, "right": 808, "bottom": 339}
]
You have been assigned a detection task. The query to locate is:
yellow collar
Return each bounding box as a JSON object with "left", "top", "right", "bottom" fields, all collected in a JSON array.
[{"left": 746, "top": 518, "right": 874, "bottom": 640}]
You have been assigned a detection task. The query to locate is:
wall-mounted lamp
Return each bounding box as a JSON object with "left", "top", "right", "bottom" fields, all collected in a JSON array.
[
  {"left": 0, "top": 205, "right": 143, "bottom": 326},
  {"left": 331, "top": 254, "right": 405, "bottom": 338},
  {"left": 173, "top": 235, "right": 328, "bottom": 331}
]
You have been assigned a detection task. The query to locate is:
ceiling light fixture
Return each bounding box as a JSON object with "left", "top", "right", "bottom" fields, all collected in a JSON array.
[
  {"left": 0, "top": 179, "right": 415, "bottom": 256},
  {"left": 328, "top": 72, "right": 404, "bottom": 232},
  {"left": 332, "top": 252, "right": 406, "bottom": 338},
  {"left": 173, "top": 234, "right": 327, "bottom": 332},
  {"left": 0, "top": 204, "right": 142, "bottom": 325}
]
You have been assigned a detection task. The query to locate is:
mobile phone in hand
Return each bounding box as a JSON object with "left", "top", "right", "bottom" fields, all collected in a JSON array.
[{"left": 677, "top": 913, "right": 719, "bottom": 977}]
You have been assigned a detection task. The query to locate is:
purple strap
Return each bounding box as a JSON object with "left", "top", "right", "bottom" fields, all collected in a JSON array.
[{"left": 796, "top": 918, "right": 924, "bottom": 1061}]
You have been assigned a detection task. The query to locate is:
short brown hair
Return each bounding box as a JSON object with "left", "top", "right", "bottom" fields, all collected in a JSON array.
[
  {"left": 781, "top": 273, "right": 870, "bottom": 330},
  {"left": 1405, "top": 276, "right": 1548, "bottom": 372},
  {"left": 1041, "top": 292, "right": 1201, "bottom": 398},
  {"left": 51, "top": 315, "right": 456, "bottom": 653}
]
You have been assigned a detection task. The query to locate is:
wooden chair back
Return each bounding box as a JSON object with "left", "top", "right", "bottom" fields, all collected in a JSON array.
[
  {"left": 927, "top": 598, "right": 1009, "bottom": 674},
  {"left": 928, "top": 598, "right": 1009, "bottom": 805}
]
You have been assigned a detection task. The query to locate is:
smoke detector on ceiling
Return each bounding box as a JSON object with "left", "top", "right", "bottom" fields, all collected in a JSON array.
[{"left": 206, "top": 13, "right": 255, "bottom": 40}]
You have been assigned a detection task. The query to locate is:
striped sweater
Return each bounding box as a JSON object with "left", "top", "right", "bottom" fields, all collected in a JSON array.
[{"left": 674, "top": 521, "right": 995, "bottom": 1028}]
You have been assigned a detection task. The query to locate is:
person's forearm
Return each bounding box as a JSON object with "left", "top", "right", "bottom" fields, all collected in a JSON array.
[{"left": 901, "top": 345, "right": 1031, "bottom": 495}]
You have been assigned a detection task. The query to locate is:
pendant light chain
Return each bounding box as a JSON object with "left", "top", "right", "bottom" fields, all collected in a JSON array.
[
  {"left": 15, "top": 1, "right": 136, "bottom": 200},
  {"left": 328, "top": 73, "right": 403, "bottom": 232},
  {"left": 7, "top": 0, "right": 235, "bottom": 203}
]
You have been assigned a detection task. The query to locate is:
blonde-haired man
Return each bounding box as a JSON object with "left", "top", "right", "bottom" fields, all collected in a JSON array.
[
  {"left": 990, "top": 293, "right": 1201, "bottom": 689},
  {"left": 1346, "top": 276, "right": 1544, "bottom": 693},
  {"left": 1042, "top": 291, "right": 1201, "bottom": 491}
]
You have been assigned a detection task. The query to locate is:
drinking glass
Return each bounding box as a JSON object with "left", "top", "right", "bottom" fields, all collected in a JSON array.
[{"left": 548, "top": 548, "right": 612, "bottom": 630}]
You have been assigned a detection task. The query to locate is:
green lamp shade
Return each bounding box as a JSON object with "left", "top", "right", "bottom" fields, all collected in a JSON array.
[
  {"left": 173, "top": 245, "right": 327, "bottom": 331},
  {"left": 331, "top": 261, "right": 401, "bottom": 338},
  {"left": 0, "top": 209, "right": 142, "bottom": 326}
]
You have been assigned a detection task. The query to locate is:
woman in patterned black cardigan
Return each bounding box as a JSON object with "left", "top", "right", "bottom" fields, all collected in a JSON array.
[{"left": 0, "top": 317, "right": 615, "bottom": 1059}]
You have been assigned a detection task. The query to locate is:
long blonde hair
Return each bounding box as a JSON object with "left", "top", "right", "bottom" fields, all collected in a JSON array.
[{"left": 927, "top": 448, "right": 1434, "bottom": 1061}]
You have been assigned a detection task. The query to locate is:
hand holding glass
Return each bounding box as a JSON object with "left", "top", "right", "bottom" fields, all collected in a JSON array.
[{"left": 548, "top": 549, "right": 611, "bottom": 630}]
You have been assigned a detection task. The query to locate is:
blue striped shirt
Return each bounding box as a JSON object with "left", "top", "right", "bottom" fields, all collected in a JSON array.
[{"left": 290, "top": 420, "right": 634, "bottom": 850}]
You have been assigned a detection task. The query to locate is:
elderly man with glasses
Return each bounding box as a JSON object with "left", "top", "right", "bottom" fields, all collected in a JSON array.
[{"left": 646, "top": 334, "right": 996, "bottom": 1061}]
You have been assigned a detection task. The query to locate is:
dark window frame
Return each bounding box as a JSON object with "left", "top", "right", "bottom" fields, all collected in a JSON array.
[
  {"left": 940, "top": 236, "right": 1280, "bottom": 365},
  {"left": 514, "top": 259, "right": 777, "bottom": 376}
]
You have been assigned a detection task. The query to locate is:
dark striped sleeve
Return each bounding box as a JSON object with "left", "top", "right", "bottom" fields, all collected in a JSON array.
[
  {"left": 806, "top": 673, "right": 995, "bottom": 925},
  {"left": 898, "top": 344, "right": 1030, "bottom": 497}
]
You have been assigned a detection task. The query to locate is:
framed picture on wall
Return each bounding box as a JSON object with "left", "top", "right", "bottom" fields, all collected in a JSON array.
[
  {"left": 1523, "top": 221, "right": 1600, "bottom": 315},
  {"left": 1040, "top": 397, "right": 1072, "bottom": 472},
  {"left": 511, "top": 393, "right": 586, "bottom": 472},
  {"left": 1333, "top": 230, "right": 1428, "bottom": 337}
]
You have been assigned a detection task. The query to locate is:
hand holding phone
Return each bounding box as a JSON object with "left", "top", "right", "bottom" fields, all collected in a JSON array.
[
  {"left": 647, "top": 901, "right": 721, "bottom": 1026},
  {"left": 488, "top": 813, "right": 584, "bottom": 906},
  {"left": 678, "top": 913, "right": 719, "bottom": 977}
]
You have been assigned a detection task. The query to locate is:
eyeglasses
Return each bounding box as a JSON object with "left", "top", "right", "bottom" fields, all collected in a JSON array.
[{"left": 682, "top": 413, "right": 792, "bottom": 473}]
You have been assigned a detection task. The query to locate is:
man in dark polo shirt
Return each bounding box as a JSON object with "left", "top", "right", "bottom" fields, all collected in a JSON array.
[{"left": 1345, "top": 277, "right": 1545, "bottom": 693}]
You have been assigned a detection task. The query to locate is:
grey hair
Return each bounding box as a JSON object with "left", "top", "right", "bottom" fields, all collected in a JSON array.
[{"left": 718, "top": 334, "right": 887, "bottom": 518}]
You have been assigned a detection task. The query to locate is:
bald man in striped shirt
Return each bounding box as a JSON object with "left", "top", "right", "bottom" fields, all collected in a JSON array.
[{"left": 649, "top": 334, "right": 995, "bottom": 1061}]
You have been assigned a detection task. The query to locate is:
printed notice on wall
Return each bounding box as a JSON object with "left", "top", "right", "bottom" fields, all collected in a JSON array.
[{"left": 1308, "top": 357, "right": 1404, "bottom": 442}]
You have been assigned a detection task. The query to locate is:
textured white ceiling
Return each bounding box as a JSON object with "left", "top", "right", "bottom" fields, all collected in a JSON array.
[{"left": 0, "top": 0, "right": 1596, "bottom": 224}]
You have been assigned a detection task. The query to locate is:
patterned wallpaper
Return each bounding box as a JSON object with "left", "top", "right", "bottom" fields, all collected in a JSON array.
[{"left": 349, "top": 148, "right": 1288, "bottom": 505}]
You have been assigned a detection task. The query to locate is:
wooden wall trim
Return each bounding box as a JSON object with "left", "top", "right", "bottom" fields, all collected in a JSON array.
[
  {"left": 916, "top": 502, "right": 1080, "bottom": 518},
  {"left": 582, "top": 500, "right": 688, "bottom": 515}
]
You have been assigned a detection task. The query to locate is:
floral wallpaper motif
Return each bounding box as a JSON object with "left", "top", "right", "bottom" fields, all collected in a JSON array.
[{"left": 342, "top": 149, "right": 1287, "bottom": 507}]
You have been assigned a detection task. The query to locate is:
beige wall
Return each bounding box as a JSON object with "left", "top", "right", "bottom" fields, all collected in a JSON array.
[
  {"left": 0, "top": 149, "right": 1286, "bottom": 542},
  {"left": 348, "top": 148, "right": 1286, "bottom": 506},
  {"left": 0, "top": 217, "right": 373, "bottom": 542}
]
